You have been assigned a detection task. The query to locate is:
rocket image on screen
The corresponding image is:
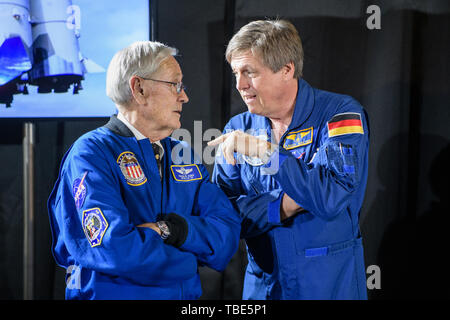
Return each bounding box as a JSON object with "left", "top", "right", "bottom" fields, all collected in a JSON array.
[{"left": 0, "top": 0, "right": 104, "bottom": 107}]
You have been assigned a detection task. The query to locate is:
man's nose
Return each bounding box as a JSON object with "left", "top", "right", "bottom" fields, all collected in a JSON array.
[
  {"left": 236, "top": 74, "right": 250, "bottom": 91},
  {"left": 179, "top": 88, "right": 189, "bottom": 103}
]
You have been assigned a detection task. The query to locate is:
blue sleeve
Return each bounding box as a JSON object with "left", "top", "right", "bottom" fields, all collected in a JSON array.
[
  {"left": 268, "top": 103, "right": 370, "bottom": 221},
  {"left": 211, "top": 125, "right": 284, "bottom": 239},
  {"left": 48, "top": 140, "right": 198, "bottom": 286},
  {"left": 178, "top": 164, "right": 241, "bottom": 272}
]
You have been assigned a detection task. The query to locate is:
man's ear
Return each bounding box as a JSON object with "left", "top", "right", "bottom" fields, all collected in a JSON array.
[
  {"left": 129, "top": 76, "right": 147, "bottom": 105},
  {"left": 281, "top": 62, "right": 296, "bottom": 80}
]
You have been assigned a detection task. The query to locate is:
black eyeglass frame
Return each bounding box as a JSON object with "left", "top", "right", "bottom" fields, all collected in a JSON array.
[{"left": 139, "top": 76, "right": 186, "bottom": 94}]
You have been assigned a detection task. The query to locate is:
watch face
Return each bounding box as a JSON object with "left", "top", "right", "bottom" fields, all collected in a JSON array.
[
  {"left": 157, "top": 221, "right": 170, "bottom": 239},
  {"left": 242, "top": 154, "right": 264, "bottom": 166},
  {"left": 160, "top": 223, "right": 169, "bottom": 233}
]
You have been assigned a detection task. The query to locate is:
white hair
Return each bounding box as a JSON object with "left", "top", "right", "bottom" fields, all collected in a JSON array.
[{"left": 106, "top": 41, "right": 178, "bottom": 106}]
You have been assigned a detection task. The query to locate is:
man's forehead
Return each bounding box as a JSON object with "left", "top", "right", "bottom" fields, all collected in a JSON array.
[
  {"left": 230, "top": 51, "right": 263, "bottom": 69},
  {"left": 158, "top": 56, "right": 183, "bottom": 77}
]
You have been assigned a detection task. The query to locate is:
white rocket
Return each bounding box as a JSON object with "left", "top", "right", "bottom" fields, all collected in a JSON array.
[{"left": 0, "top": 0, "right": 104, "bottom": 107}]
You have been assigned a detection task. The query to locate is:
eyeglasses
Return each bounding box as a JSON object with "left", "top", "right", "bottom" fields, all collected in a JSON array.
[{"left": 140, "top": 77, "right": 186, "bottom": 94}]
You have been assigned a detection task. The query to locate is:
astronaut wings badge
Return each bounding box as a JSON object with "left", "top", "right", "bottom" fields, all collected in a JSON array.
[{"left": 117, "top": 151, "right": 147, "bottom": 186}]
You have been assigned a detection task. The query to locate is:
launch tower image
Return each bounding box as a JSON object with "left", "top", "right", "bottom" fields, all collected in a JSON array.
[{"left": 0, "top": 0, "right": 103, "bottom": 107}]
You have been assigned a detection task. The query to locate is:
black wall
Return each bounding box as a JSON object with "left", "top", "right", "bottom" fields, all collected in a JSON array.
[{"left": 0, "top": 0, "right": 449, "bottom": 300}]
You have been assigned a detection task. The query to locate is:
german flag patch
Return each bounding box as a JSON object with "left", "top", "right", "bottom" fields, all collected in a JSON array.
[{"left": 327, "top": 112, "right": 364, "bottom": 138}]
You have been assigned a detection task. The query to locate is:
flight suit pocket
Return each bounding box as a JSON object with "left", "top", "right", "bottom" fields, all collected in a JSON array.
[{"left": 295, "top": 238, "right": 364, "bottom": 299}]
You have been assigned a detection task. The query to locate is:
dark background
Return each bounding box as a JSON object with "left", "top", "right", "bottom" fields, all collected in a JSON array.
[{"left": 1, "top": 0, "right": 449, "bottom": 300}]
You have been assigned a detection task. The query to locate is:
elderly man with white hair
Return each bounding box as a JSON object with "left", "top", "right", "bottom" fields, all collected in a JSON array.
[{"left": 47, "top": 41, "right": 241, "bottom": 300}]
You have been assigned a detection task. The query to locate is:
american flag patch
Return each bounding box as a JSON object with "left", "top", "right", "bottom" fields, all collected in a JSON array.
[
  {"left": 117, "top": 151, "right": 147, "bottom": 186},
  {"left": 327, "top": 112, "right": 364, "bottom": 138}
]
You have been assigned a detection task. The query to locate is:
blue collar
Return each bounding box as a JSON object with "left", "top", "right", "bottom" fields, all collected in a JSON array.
[
  {"left": 259, "top": 79, "right": 315, "bottom": 144},
  {"left": 288, "top": 78, "right": 315, "bottom": 131},
  {"left": 103, "top": 114, "right": 134, "bottom": 137}
]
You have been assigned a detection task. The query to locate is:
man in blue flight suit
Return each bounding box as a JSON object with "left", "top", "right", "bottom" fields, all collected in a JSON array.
[
  {"left": 209, "top": 20, "right": 369, "bottom": 299},
  {"left": 47, "top": 41, "right": 241, "bottom": 300}
]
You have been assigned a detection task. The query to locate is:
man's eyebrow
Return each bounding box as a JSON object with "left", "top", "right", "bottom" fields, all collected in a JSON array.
[
  {"left": 232, "top": 64, "right": 254, "bottom": 72},
  {"left": 167, "top": 72, "right": 182, "bottom": 80}
]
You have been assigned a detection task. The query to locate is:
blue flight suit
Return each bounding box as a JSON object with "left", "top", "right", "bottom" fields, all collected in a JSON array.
[
  {"left": 212, "top": 79, "right": 370, "bottom": 300},
  {"left": 48, "top": 115, "right": 241, "bottom": 300}
]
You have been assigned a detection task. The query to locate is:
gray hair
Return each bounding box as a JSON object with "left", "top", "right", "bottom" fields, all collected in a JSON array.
[
  {"left": 226, "top": 19, "right": 304, "bottom": 78},
  {"left": 106, "top": 41, "right": 177, "bottom": 106}
]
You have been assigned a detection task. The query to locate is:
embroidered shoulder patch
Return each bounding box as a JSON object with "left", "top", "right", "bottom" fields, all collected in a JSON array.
[
  {"left": 327, "top": 112, "right": 364, "bottom": 137},
  {"left": 117, "top": 151, "right": 147, "bottom": 186},
  {"left": 171, "top": 164, "right": 202, "bottom": 182},
  {"left": 283, "top": 127, "right": 313, "bottom": 150},
  {"left": 82, "top": 208, "right": 108, "bottom": 247},
  {"left": 72, "top": 171, "right": 88, "bottom": 209}
]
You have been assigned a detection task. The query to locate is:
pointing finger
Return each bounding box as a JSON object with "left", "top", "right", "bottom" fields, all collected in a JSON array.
[{"left": 207, "top": 132, "right": 230, "bottom": 146}]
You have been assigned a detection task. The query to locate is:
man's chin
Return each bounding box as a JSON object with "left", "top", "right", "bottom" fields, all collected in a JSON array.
[
  {"left": 162, "top": 121, "right": 181, "bottom": 137},
  {"left": 172, "top": 120, "right": 182, "bottom": 131},
  {"left": 246, "top": 104, "right": 262, "bottom": 116}
]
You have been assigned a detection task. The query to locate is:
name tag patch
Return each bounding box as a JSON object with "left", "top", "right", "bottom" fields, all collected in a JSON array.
[
  {"left": 283, "top": 127, "right": 313, "bottom": 150},
  {"left": 82, "top": 208, "right": 108, "bottom": 247},
  {"left": 171, "top": 164, "right": 202, "bottom": 182}
]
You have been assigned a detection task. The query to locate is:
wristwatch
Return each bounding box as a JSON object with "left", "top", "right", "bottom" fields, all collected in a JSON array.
[
  {"left": 260, "top": 142, "right": 276, "bottom": 164},
  {"left": 156, "top": 220, "right": 170, "bottom": 240}
]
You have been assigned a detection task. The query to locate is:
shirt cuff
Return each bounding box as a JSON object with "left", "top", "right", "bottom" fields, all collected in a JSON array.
[
  {"left": 267, "top": 190, "right": 285, "bottom": 224},
  {"left": 261, "top": 148, "right": 291, "bottom": 175},
  {"left": 276, "top": 148, "right": 290, "bottom": 166},
  {"left": 162, "top": 213, "right": 188, "bottom": 248}
]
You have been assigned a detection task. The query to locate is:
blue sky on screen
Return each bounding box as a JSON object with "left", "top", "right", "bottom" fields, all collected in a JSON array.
[{"left": 0, "top": 0, "right": 149, "bottom": 118}]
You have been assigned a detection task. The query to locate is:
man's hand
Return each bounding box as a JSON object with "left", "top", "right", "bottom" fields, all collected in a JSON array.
[
  {"left": 280, "top": 193, "right": 304, "bottom": 221},
  {"left": 137, "top": 222, "right": 161, "bottom": 235},
  {"left": 208, "top": 130, "right": 276, "bottom": 165}
]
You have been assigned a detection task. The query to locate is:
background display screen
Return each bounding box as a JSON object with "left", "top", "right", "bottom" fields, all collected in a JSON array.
[{"left": 0, "top": 0, "right": 149, "bottom": 118}]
